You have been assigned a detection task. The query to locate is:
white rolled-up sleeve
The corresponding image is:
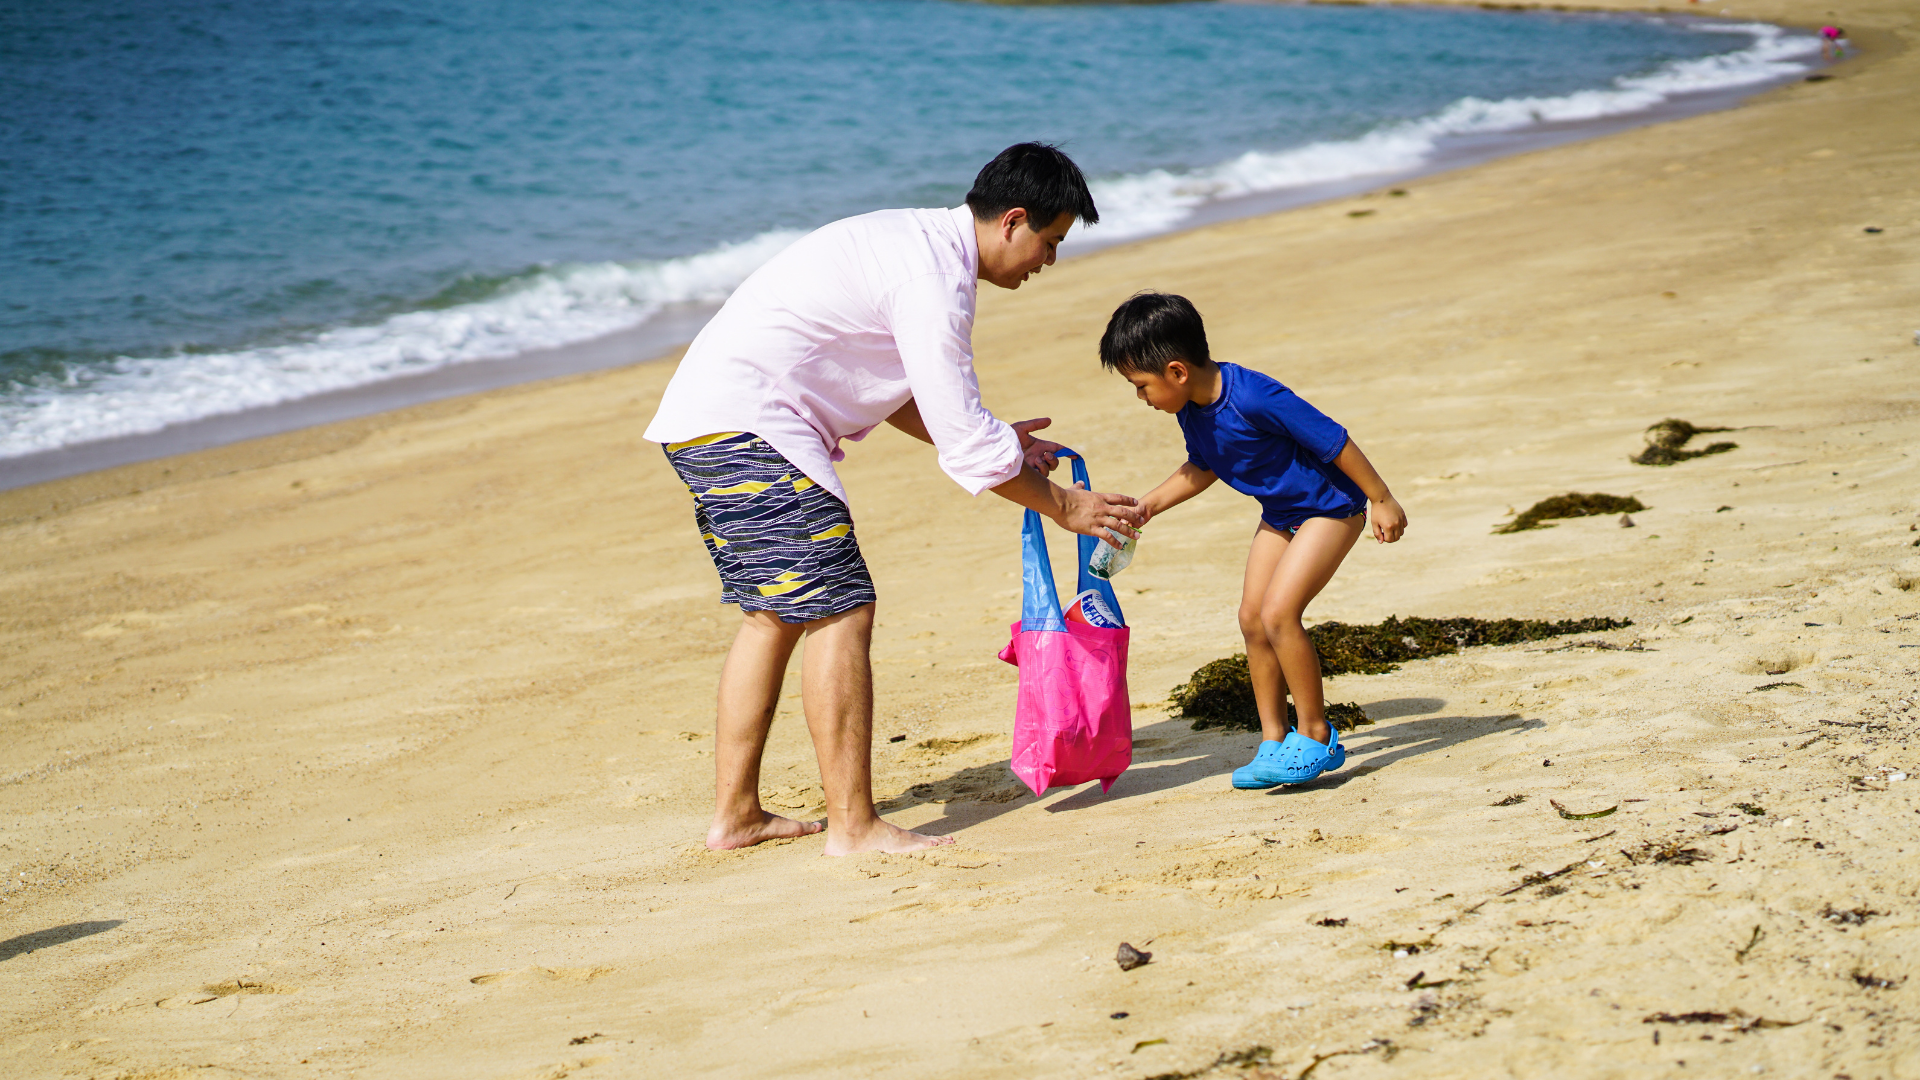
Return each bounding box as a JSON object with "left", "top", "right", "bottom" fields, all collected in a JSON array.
[{"left": 887, "top": 273, "right": 1025, "bottom": 496}]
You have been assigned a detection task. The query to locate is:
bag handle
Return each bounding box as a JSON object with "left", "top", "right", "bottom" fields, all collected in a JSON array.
[{"left": 1019, "top": 448, "right": 1127, "bottom": 632}]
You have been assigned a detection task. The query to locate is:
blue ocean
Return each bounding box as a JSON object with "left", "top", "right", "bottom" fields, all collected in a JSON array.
[{"left": 0, "top": 1, "right": 1816, "bottom": 465}]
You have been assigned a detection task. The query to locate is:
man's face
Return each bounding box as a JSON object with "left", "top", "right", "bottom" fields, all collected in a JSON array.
[{"left": 978, "top": 210, "right": 1075, "bottom": 290}]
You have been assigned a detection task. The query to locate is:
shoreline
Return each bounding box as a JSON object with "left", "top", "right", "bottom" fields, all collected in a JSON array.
[{"left": 0, "top": 10, "right": 1822, "bottom": 498}]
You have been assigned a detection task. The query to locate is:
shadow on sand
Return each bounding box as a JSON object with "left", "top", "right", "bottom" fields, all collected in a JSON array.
[
  {"left": 886, "top": 698, "right": 1541, "bottom": 834},
  {"left": 0, "top": 920, "right": 123, "bottom": 963}
]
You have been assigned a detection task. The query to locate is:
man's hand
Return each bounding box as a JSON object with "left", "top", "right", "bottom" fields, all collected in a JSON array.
[
  {"left": 1059, "top": 481, "right": 1142, "bottom": 546},
  {"left": 987, "top": 451, "right": 1141, "bottom": 546},
  {"left": 1011, "top": 417, "right": 1063, "bottom": 476}
]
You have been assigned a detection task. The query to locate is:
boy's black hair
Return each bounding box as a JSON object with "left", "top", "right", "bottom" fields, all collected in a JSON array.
[
  {"left": 1099, "top": 292, "right": 1212, "bottom": 374},
  {"left": 966, "top": 143, "right": 1100, "bottom": 229}
]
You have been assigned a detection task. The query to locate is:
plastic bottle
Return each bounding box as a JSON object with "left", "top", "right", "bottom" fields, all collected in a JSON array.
[
  {"left": 1064, "top": 588, "right": 1126, "bottom": 629},
  {"left": 1087, "top": 527, "right": 1138, "bottom": 580}
]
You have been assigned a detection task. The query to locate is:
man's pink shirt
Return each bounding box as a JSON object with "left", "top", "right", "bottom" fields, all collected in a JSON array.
[{"left": 643, "top": 205, "right": 1024, "bottom": 509}]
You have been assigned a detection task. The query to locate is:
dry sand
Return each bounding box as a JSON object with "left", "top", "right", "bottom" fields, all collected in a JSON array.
[{"left": 4, "top": 2, "right": 1918, "bottom": 1076}]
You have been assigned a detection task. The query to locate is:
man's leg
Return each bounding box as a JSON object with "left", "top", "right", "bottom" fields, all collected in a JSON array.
[
  {"left": 1258, "top": 514, "right": 1365, "bottom": 745},
  {"left": 800, "top": 602, "right": 952, "bottom": 855},
  {"left": 708, "top": 610, "right": 820, "bottom": 850}
]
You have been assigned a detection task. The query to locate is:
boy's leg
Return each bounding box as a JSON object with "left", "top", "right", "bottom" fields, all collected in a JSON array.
[
  {"left": 709, "top": 610, "right": 819, "bottom": 849},
  {"left": 1238, "top": 523, "right": 1296, "bottom": 743},
  {"left": 801, "top": 603, "right": 953, "bottom": 855},
  {"left": 1258, "top": 513, "right": 1366, "bottom": 745}
]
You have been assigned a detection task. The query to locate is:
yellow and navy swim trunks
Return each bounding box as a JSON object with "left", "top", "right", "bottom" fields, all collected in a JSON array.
[{"left": 663, "top": 432, "right": 876, "bottom": 624}]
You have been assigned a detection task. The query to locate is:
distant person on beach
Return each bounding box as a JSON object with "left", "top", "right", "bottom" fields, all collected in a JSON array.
[
  {"left": 1101, "top": 293, "right": 1406, "bottom": 789},
  {"left": 645, "top": 144, "right": 1141, "bottom": 854},
  {"left": 1820, "top": 26, "right": 1848, "bottom": 60}
]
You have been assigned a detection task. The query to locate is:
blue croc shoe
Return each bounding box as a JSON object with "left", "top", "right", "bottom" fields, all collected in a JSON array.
[
  {"left": 1268, "top": 725, "right": 1345, "bottom": 785},
  {"left": 1231, "top": 740, "right": 1287, "bottom": 789}
]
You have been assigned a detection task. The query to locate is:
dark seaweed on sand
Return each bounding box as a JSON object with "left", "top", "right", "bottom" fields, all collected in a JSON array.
[
  {"left": 1174, "top": 673, "right": 1370, "bottom": 734},
  {"left": 1495, "top": 493, "right": 1647, "bottom": 533},
  {"left": 1632, "top": 418, "right": 1737, "bottom": 466},
  {"left": 1171, "top": 615, "right": 1630, "bottom": 730}
]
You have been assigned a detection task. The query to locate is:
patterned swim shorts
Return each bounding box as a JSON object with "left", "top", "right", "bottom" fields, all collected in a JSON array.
[{"left": 662, "top": 432, "right": 876, "bottom": 624}]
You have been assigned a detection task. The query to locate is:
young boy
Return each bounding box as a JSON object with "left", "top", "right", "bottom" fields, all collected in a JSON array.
[{"left": 1102, "top": 293, "right": 1407, "bottom": 788}]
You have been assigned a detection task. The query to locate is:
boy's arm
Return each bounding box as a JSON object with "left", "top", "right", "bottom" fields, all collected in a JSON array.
[
  {"left": 1331, "top": 439, "right": 1407, "bottom": 543},
  {"left": 1137, "top": 462, "right": 1217, "bottom": 526}
]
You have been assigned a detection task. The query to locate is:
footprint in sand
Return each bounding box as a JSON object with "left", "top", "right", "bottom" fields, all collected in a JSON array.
[
  {"left": 762, "top": 783, "right": 822, "bottom": 811},
  {"left": 1097, "top": 833, "right": 1403, "bottom": 906},
  {"left": 1740, "top": 648, "right": 1816, "bottom": 676},
  {"left": 470, "top": 966, "right": 613, "bottom": 986},
  {"left": 156, "top": 980, "right": 292, "bottom": 1007}
]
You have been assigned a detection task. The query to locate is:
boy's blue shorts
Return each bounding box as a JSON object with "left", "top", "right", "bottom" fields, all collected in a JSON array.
[{"left": 663, "top": 432, "right": 876, "bottom": 624}]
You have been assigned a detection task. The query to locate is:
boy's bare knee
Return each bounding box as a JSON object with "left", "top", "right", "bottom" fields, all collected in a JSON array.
[{"left": 1261, "top": 610, "right": 1307, "bottom": 646}]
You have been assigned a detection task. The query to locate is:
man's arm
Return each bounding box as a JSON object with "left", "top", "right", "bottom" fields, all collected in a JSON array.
[
  {"left": 884, "top": 399, "right": 933, "bottom": 443},
  {"left": 887, "top": 400, "right": 1060, "bottom": 475},
  {"left": 891, "top": 400, "right": 1136, "bottom": 541},
  {"left": 991, "top": 466, "right": 1141, "bottom": 544}
]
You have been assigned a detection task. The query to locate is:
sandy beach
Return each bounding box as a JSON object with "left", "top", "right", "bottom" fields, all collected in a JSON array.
[{"left": 4, "top": 0, "right": 1918, "bottom": 1076}]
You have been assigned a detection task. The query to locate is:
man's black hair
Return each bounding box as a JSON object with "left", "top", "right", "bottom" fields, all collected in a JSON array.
[
  {"left": 966, "top": 143, "right": 1099, "bottom": 229},
  {"left": 1099, "top": 292, "right": 1212, "bottom": 374}
]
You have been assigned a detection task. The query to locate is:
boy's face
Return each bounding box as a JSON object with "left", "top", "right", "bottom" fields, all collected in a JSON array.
[{"left": 1123, "top": 359, "right": 1197, "bottom": 413}]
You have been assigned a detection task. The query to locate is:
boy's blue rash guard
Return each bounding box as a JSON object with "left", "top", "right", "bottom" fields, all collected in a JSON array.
[{"left": 1177, "top": 363, "right": 1368, "bottom": 530}]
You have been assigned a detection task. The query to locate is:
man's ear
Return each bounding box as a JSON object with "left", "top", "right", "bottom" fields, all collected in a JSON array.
[{"left": 999, "top": 207, "right": 1029, "bottom": 240}]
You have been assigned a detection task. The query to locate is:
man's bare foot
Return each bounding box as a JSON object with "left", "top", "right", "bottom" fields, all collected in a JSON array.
[
  {"left": 821, "top": 818, "right": 953, "bottom": 856},
  {"left": 706, "top": 811, "right": 823, "bottom": 851}
]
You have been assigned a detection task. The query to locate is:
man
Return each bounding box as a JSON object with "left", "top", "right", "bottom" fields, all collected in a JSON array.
[{"left": 645, "top": 143, "right": 1142, "bottom": 854}]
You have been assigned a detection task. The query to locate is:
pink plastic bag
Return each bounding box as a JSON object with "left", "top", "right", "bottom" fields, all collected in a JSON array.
[{"left": 995, "top": 450, "right": 1132, "bottom": 797}]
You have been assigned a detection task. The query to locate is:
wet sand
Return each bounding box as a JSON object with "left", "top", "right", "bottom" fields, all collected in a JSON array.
[{"left": 3, "top": 1, "right": 1917, "bottom": 1077}]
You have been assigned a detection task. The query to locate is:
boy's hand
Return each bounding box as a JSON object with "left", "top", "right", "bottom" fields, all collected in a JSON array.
[
  {"left": 1371, "top": 496, "right": 1408, "bottom": 543},
  {"left": 1011, "top": 417, "right": 1063, "bottom": 475},
  {"left": 1060, "top": 481, "right": 1142, "bottom": 545}
]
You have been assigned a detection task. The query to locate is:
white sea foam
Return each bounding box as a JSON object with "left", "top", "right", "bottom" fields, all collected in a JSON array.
[
  {"left": 1083, "top": 21, "right": 1817, "bottom": 242},
  {"left": 0, "top": 230, "right": 801, "bottom": 458},
  {"left": 0, "top": 21, "right": 1815, "bottom": 461}
]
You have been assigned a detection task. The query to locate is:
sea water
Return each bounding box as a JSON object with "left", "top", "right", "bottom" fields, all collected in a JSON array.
[{"left": 0, "top": 1, "right": 1817, "bottom": 466}]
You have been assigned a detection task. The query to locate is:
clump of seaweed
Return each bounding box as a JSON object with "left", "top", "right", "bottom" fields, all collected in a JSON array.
[
  {"left": 1632, "top": 418, "right": 1737, "bottom": 466},
  {"left": 1496, "top": 493, "right": 1647, "bottom": 533},
  {"left": 1312, "top": 615, "right": 1633, "bottom": 675},
  {"left": 1642, "top": 1010, "right": 1800, "bottom": 1032},
  {"left": 1821, "top": 905, "right": 1882, "bottom": 926},
  {"left": 1550, "top": 799, "right": 1617, "bottom": 820},
  {"left": 1170, "top": 615, "right": 1632, "bottom": 729},
  {"left": 1142, "top": 1046, "right": 1273, "bottom": 1080},
  {"left": 1625, "top": 840, "right": 1711, "bottom": 866},
  {"left": 1173, "top": 655, "right": 1372, "bottom": 732}
]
